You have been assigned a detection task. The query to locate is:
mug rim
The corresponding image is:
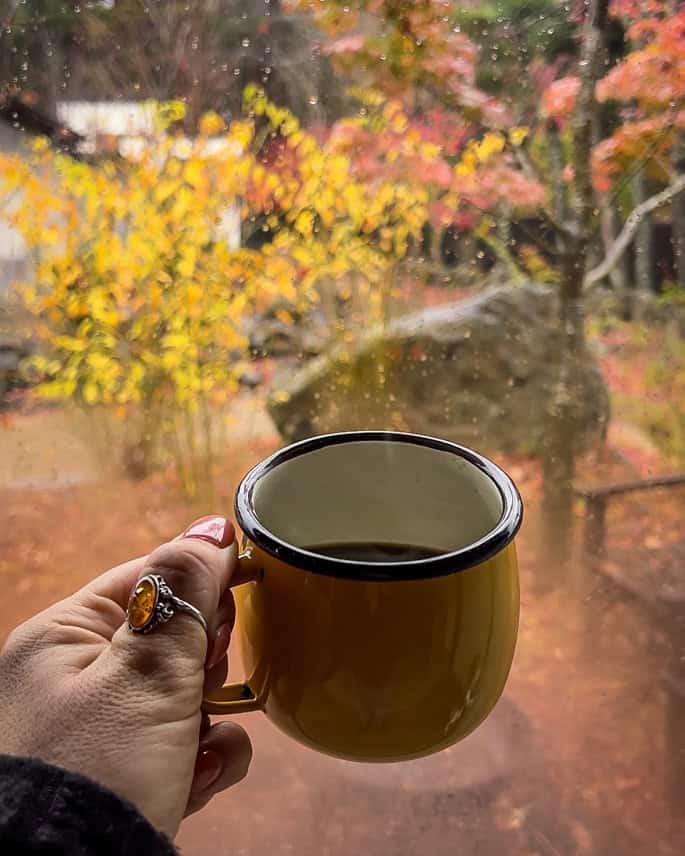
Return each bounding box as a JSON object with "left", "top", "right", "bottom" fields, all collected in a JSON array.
[{"left": 234, "top": 431, "right": 523, "bottom": 582}]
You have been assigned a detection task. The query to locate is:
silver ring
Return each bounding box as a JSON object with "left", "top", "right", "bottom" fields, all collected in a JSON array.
[{"left": 127, "top": 573, "right": 208, "bottom": 636}]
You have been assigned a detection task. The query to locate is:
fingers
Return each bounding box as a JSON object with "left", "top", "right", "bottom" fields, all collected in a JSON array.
[
  {"left": 108, "top": 517, "right": 238, "bottom": 679},
  {"left": 205, "top": 588, "right": 236, "bottom": 670},
  {"left": 203, "top": 653, "right": 229, "bottom": 695},
  {"left": 185, "top": 721, "right": 252, "bottom": 817}
]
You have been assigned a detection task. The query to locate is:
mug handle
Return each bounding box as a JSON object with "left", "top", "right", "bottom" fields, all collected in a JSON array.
[{"left": 201, "top": 546, "right": 263, "bottom": 715}]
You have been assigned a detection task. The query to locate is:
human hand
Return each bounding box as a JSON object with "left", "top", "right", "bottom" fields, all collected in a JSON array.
[{"left": 0, "top": 516, "right": 252, "bottom": 839}]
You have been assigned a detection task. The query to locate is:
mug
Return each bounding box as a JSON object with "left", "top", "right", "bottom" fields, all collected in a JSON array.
[{"left": 204, "top": 431, "right": 522, "bottom": 762}]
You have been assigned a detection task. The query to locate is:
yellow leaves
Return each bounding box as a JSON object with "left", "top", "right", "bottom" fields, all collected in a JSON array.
[
  {"left": 10, "top": 93, "right": 437, "bottom": 415},
  {"left": 199, "top": 111, "right": 226, "bottom": 136},
  {"left": 177, "top": 247, "right": 198, "bottom": 278},
  {"left": 295, "top": 210, "right": 315, "bottom": 238},
  {"left": 150, "top": 99, "right": 186, "bottom": 131},
  {"left": 509, "top": 126, "right": 529, "bottom": 147},
  {"left": 184, "top": 159, "right": 206, "bottom": 190},
  {"left": 30, "top": 136, "right": 50, "bottom": 153},
  {"left": 455, "top": 132, "right": 506, "bottom": 178},
  {"left": 475, "top": 132, "right": 506, "bottom": 162},
  {"left": 186, "top": 284, "right": 203, "bottom": 305},
  {"left": 55, "top": 335, "right": 86, "bottom": 352},
  {"left": 455, "top": 150, "right": 478, "bottom": 177}
]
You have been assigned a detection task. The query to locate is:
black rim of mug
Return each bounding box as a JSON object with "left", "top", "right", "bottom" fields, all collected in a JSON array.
[{"left": 234, "top": 431, "right": 523, "bottom": 582}]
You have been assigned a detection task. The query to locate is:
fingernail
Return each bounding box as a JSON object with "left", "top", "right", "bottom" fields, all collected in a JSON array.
[
  {"left": 206, "top": 622, "right": 231, "bottom": 670},
  {"left": 194, "top": 750, "right": 222, "bottom": 792},
  {"left": 183, "top": 516, "right": 235, "bottom": 549}
]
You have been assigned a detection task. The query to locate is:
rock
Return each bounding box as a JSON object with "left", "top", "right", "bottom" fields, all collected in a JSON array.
[
  {"left": 247, "top": 305, "right": 330, "bottom": 359},
  {"left": 268, "top": 283, "right": 609, "bottom": 457},
  {"left": 0, "top": 336, "right": 32, "bottom": 405}
]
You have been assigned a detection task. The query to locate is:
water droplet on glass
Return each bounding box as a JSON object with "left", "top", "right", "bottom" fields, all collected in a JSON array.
[
  {"left": 308, "top": 95, "right": 319, "bottom": 106},
  {"left": 242, "top": 38, "right": 250, "bottom": 48},
  {"left": 233, "top": 67, "right": 241, "bottom": 76}
]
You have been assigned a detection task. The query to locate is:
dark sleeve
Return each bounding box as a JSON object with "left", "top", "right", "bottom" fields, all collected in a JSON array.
[{"left": 0, "top": 755, "right": 176, "bottom": 856}]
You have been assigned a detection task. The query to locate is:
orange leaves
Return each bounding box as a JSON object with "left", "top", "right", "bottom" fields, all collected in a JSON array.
[
  {"left": 541, "top": 75, "right": 580, "bottom": 121},
  {"left": 593, "top": 3, "right": 685, "bottom": 188}
]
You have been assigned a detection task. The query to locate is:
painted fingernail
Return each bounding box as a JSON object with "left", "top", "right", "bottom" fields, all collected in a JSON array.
[
  {"left": 194, "top": 750, "right": 222, "bottom": 792},
  {"left": 183, "top": 516, "right": 235, "bottom": 549},
  {"left": 206, "top": 622, "right": 231, "bottom": 670}
]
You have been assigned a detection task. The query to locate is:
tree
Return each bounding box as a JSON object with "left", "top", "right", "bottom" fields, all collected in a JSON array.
[
  {"left": 0, "top": 93, "right": 435, "bottom": 492},
  {"left": 0, "top": 1, "right": 346, "bottom": 125},
  {"left": 594, "top": 0, "right": 685, "bottom": 291}
]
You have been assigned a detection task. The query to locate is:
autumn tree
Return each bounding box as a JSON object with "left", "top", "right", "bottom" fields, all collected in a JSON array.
[{"left": 0, "top": 93, "right": 436, "bottom": 492}]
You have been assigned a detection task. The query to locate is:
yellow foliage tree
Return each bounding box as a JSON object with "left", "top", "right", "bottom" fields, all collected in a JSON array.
[{"left": 0, "top": 95, "right": 435, "bottom": 494}]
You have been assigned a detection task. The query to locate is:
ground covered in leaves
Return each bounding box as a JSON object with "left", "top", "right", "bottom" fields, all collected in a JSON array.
[{"left": 0, "top": 324, "right": 683, "bottom": 856}]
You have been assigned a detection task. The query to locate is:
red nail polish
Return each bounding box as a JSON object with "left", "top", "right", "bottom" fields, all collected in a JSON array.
[{"left": 183, "top": 516, "right": 235, "bottom": 549}]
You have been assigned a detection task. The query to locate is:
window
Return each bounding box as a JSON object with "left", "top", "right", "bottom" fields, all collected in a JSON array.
[{"left": 1, "top": 2, "right": 684, "bottom": 854}]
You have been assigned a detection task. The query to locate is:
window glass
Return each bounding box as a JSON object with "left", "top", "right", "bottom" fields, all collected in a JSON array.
[{"left": 1, "top": 2, "right": 684, "bottom": 854}]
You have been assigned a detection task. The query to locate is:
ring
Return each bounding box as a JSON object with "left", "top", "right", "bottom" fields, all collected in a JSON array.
[{"left": 127, "top": 574, "right": 208, "bottom": 636}]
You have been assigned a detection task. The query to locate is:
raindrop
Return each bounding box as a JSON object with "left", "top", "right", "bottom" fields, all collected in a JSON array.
[
  {"left": 221, "top": 63, "right": 228, "bottom": 71},
  {"left": 452, "top": 25, "right": 461, "bottom": 33},
  {"left": 264, "top": 66, "right": 272, "bottom": 74},
  {"left": 547, "top": 28, "right": 555, "bottom": 35},
  {"left": 242, "top": 38, "right": 250, "bottom": 48},
  {"left": 233, "top": 68, "right": 241, "bottom": 76},
  {"left": 379, "top": 54, "right": 386, "bottom": 61},
  {"left": 308, "top": 95, "right": 319, "bottom": 106}
]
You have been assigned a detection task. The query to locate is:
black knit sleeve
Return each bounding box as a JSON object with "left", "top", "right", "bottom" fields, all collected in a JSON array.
[{"left": 0, "top": 755, "right": 176, "bottom": 855}]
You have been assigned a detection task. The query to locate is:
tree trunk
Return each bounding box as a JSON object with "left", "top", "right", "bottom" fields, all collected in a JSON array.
[
  {"left": 672, "top": 136, "right": 685, "bottom": 290},
  {"left": 633, "top": 169, "right": 655, "bottom": 293},
  {"left": 541, "top": 0, "right": 609, "bottom": 566}
]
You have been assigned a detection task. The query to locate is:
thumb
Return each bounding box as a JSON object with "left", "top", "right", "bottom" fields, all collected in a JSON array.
[{"left": 110, "top": 516, "right": 238, "bottom": 683}]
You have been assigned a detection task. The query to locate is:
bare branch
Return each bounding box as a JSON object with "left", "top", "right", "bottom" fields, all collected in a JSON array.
[{"left": 584, "top": 173, "right": 685, "bottom": 287}]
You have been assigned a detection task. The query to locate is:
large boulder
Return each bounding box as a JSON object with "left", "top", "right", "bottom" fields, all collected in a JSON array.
[{"left": 268, "top": 283, "right": 609, "bottom": 456}]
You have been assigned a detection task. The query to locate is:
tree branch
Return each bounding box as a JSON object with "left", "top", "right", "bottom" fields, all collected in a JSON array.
[{"left": 584, "top": 173, "right": 685, "bottom": 287}]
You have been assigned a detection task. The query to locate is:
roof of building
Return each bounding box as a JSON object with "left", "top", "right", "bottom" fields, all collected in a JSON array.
[{"left": 0, "top": 93, "right": 82, "bottom": 154}]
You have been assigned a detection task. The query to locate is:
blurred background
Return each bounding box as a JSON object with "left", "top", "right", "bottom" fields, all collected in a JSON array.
[{"left": 1, "top": 1, "right": 684, "bottom": 853}]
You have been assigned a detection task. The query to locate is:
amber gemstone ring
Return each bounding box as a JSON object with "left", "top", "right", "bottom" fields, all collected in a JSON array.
[{"left": 127, "top": 574, "right": 208, "bottom": 636}]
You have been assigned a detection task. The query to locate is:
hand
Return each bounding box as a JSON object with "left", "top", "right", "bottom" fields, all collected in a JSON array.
[{"left": 0, "top": 516, "right": 252, "bottom": 839}]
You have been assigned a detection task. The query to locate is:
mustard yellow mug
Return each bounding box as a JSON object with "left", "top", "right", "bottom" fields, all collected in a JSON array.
[{"left": 204, "top": 431, "right": 522, "bottom": 762}]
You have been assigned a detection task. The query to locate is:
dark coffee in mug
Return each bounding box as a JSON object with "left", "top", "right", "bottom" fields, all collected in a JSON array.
[{"left": 306, "top": 542, "right": 444, "bottom": 563}]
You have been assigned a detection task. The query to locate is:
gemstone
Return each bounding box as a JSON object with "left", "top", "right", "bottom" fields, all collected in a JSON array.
[{"left": 128, "top": 577, "right": 157, "bottom": 630}]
